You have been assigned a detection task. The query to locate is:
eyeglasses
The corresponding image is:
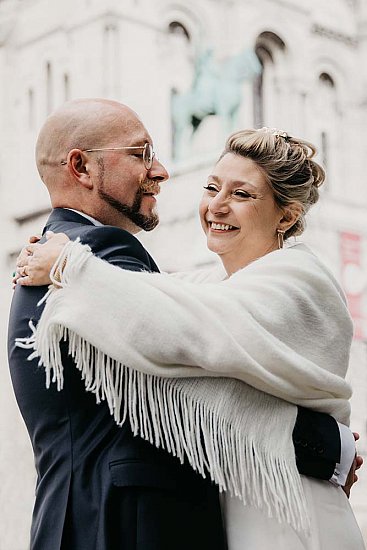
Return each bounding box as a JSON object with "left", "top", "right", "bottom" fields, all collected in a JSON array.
[{"left": 60, "top": 142, "right": 156, "bottom": 170}]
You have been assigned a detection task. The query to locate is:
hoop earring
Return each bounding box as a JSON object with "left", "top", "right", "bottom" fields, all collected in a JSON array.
[{"left": 277, "top": 229, "right": 285, "bottom": 249}]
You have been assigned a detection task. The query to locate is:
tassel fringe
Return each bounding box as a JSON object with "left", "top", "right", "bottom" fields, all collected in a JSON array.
[{"left": 16, "top": 240, "right": 310, "bottom": 533}]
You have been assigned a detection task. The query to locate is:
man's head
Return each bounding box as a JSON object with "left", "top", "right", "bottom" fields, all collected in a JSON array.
[{"left": 36, "top": 98, "right": 169, "bottom": 232}]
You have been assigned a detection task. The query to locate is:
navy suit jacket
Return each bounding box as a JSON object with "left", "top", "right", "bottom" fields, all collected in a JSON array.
[{"left": 8, "top": 208, "right": 341, "bottom": 550}]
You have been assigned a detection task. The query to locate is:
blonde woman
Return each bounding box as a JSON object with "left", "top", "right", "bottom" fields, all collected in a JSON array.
[{"left": 15, "top": 128, "right": 364, "bottom": 549}]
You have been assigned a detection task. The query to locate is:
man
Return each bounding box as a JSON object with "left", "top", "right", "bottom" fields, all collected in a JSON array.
[{"left": 8, "top": 99, "right": 357, "bottom": 550}]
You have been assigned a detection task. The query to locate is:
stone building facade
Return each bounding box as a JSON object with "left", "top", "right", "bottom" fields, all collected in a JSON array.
[{"left": 0, "top": 0, "right": 366, "bottom": 547}]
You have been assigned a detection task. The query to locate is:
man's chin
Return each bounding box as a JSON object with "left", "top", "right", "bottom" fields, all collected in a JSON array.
[
  {"left": 135, "top": 210, "right": 159, "bottom": 232},
  {"left": 142, "top": 215, "right": 159, "bottom": 232}
]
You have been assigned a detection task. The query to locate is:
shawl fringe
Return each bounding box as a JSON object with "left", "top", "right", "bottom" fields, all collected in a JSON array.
[{"left": 16, "top": 240, "right": 310, "bottom": 533}]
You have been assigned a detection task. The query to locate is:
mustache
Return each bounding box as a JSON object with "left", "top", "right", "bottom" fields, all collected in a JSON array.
[{"left": 140, "top": 180, "right": 161, "bottom": 195}]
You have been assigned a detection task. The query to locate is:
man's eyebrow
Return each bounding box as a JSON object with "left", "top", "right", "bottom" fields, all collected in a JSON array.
[
  {"left": 207, "top": 174, "right": 257, "bottom": 190},
  {"left": 127, "top": 141, "right": 147, "bottom": 148}
]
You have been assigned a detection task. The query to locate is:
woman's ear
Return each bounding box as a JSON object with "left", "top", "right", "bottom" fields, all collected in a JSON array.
[
  {"left": 278, "top": 202, "right": 303, "bottom": 233},
  {"left": 66, "top": 149, "right": 93, "bottom": 189}
]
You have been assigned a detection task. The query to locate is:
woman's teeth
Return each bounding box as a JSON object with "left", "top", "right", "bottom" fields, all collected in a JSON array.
[{"left": 210, "top": 222, "right": 236, "bottom": 231}]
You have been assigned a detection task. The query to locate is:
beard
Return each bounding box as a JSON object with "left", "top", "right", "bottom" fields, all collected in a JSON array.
[{"left": 97, "top": 158, "right": 159, "bottom": 232}]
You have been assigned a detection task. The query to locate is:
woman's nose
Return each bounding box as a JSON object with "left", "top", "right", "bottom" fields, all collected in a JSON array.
[{"left": 208, "top": 192, "right": 230, "bottom": 214}]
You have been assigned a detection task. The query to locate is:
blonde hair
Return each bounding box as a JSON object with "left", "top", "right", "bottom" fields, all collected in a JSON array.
[{"left": 221, "top": 128, "right": 325, "bottom": 239}]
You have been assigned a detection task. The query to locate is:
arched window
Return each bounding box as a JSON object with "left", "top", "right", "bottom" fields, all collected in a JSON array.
[
  {"left": 319, "top": 72, "right": 335, "bottom": 88},
  {"left": 168, "top": 21, "right": 191, "bottom": 41},
  {"left": 167, "top": 20, "right": 192, "bottom": 78},
  {"left": 167, "top": 21, "right": 193, "bottom": 159},
  {"left": 253, "top": 32, "right": 286, "bottom": 128},
  {"left": 315, "top": 71, "right": 339, "bottom": 190}
]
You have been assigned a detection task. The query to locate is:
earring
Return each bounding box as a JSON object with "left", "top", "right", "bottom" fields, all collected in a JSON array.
[{"left": 277, "top": 229, "right": 285, "bottom": 249}]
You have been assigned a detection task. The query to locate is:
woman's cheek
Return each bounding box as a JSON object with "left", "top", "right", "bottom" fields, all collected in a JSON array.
[{"left": 199, "top": 196, "right": 209, "bottom": 230}]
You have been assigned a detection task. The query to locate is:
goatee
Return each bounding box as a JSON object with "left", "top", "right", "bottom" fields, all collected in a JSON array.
[{"left": 97, "top": 158, "right": 159, "bottom": 231}]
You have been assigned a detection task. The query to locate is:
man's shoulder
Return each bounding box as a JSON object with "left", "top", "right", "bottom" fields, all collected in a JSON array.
[
  {"left": 64, "top": 225, "right": 158, "bottom": 273},
  {"left": 64, "top": 224, "right": 138, "bottom": 247},
  {"left": 45, "top": 209, "right": 159, "bottom": 272}
]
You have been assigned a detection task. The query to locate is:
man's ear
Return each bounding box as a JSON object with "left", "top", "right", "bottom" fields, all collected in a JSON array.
[
  {"left": 278, "top": 202, "right": 303, "bottom": 233},
  {"left": 66, "top": 149, "right": 93, "bottom": 189}
]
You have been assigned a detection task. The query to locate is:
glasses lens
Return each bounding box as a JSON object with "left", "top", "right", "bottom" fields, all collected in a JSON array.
[{"left": 143, "top": 143, "right": 154, "bottom": 169}]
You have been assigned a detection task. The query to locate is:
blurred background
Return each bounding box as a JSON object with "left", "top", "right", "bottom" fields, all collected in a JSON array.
[{"left": 0, "top": 0, "right": 366, "bottom": 547}]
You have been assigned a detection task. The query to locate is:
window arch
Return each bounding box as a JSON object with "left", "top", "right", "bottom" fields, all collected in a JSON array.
[
  {"left": 315, "top": 70, "right": 340, "bottom": 191},
  {"left": 168, "top": 21, "right": 191, "bottom": 41},
  {"left": 167, "top": 20, "right": 195, "bottom": 158},
  {"left": 253, "top": 32, "right": 287, "bottom": 128},
  {"left": 319, "top": 72, "right": 335, "bottom": 89}
]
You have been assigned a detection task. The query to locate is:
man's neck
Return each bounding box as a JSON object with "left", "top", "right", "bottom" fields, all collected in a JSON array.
[{"left": 64, "top": 208, "right": 104, "bottom": 226}]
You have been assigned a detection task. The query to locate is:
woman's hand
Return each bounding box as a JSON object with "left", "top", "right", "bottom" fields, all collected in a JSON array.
[{"left": 14, "top": 231, "right": 70, "bottom": 287}]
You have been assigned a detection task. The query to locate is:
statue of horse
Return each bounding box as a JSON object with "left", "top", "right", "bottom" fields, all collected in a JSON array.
[{"left": 171, "top": 47, "right": 262, "bottom": 160}]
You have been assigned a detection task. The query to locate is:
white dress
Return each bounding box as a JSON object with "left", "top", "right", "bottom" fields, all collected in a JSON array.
[{"left": 221, "top": 476, "right": 365, "bottom": 549}]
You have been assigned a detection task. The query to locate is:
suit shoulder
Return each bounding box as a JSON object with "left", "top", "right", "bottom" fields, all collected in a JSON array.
[
  {"left": 65, "top": 225, "right": 158, "bottom": 272},
  {"left": 64, "top": 225, "right": 137, "bottom": 248}
]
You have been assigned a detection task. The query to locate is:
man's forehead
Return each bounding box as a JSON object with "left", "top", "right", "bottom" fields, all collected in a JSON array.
[
  {"left": 113, "top": 116, "right": 152, "bottom": 145},
  {"left": 123, "top": 129, "right": 152, "bottom": 146}
]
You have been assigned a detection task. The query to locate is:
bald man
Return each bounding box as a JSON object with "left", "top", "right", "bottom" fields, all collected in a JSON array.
[
  {"left": 8, "top": 99, "right": 226, "bottom": 550},
  {"left": 8, "top": 99, "right": 349, "bottom": 550}
]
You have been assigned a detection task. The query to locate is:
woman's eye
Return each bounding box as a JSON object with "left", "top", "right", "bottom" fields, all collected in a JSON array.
[
  {"left": 203, "top": 184, "right": 219, "bottom": 192},
  {"left": 233, "top": 190, "right": 252, "bottom": 198}
]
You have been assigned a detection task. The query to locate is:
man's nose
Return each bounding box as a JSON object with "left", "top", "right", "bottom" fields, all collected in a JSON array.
[{"left": 148, "top": 157, "right": 169, "bottom": 182}]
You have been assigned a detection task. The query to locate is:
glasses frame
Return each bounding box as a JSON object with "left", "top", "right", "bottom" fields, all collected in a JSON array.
[{"left": 60, "top": 142, "right": 155, "bottom": 170}]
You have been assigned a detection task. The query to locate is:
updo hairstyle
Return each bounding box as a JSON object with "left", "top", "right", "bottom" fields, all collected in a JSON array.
[{"left": 221, "top": 128, "right": 325, "bottom": 239}]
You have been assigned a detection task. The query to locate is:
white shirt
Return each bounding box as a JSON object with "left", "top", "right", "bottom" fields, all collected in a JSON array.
[{"left": 65, "top": 208, "right": 103, "bottom": 226}]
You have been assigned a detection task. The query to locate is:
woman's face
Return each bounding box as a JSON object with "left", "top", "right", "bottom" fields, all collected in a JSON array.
[{"left": 199, "top": 153, "right": 283, "bottom": 273}]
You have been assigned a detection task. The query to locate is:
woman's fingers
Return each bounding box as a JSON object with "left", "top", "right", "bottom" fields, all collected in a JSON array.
[
  {"left": 14, "top": 232, "right": 70, "bottom": 286},
  {"left": 13, "top": 243, "right": 41, "bottom": 288},
  {"left": 29, "top": 234, "right": 42, "bottom": 243},
  {"left": 16, "top": 243, "right": 39, "bottom": 268},
  {"left": 16, "top": 275, "right": 31, "bottom": 286}
]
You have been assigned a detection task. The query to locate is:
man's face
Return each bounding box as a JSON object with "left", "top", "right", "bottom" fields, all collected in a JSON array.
[{"left": 90, "top": 118, "right": 169, "bottom": 232}]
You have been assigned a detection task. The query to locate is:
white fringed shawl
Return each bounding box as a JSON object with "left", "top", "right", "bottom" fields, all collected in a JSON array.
[{"left": 17, "top": 240, "right": 353, "bottom": 533}]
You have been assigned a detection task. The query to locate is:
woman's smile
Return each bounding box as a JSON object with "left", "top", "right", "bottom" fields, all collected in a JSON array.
[
  {"left": 208, "top": 221, "right": 240, "bottom": 233},
  {"left": 199, "top": 153, "right": 282, "bottom": 274}
]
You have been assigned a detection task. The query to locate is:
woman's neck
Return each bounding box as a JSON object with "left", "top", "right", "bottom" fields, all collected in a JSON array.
[{"left": 220, "top": 242, "right": 279, "bottom": 276}]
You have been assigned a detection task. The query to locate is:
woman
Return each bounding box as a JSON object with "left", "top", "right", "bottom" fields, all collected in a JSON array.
[{"left": 16, "top": 128, "right": 364, "bottom": 549}]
